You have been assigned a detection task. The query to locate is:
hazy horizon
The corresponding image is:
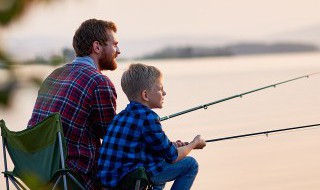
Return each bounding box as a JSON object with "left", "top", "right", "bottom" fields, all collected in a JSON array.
[{"left": 2, "top": 0, "right": 320, "bottom": 60}]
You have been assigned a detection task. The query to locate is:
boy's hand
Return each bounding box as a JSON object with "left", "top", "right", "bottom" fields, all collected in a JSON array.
[
  {"left": 173, "top": 140, "right": 189, "bottom": 147},
  {"left": 191, "top": 135, "right": 206, "bottom": 149}
]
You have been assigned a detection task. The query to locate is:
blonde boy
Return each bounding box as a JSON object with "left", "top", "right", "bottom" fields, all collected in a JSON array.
[{"left": 98, "top": 63, "right": 206, "bottom": 190}]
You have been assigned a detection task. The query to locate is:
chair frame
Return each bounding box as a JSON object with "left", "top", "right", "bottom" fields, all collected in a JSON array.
[
  {"left": 3, "top": 136, "right": 28, "bottom": 190},
  {"left": 1, "top": 117, "right": 86, "bottom": 190},
  {"left": 115, "top": 166, "right": 151, "bottom": 190}
]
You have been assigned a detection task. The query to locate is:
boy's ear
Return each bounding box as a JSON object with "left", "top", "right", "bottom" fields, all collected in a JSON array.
[{"left": 141, "top": 90, "right": 149, "bottom": 101}]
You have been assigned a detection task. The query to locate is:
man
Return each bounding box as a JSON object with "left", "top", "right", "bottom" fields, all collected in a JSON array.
[{"left": 28, "top": 19, "right": 120, "bottom": 190}]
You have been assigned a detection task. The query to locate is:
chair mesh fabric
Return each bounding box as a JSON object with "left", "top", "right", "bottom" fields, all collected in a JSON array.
[
  {"left": 1, "top": 113, "right": 66, "bottom": 190},
  {"left": 116, "top": 167, "right": 150, "bottom": 190}
]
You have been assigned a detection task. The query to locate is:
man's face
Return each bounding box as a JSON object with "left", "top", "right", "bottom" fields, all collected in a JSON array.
[{"left": 98, "top": 30, "right": 120, "bottom": 71}]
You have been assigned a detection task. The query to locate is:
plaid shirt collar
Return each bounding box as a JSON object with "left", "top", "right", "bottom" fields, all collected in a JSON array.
[
  {"left": 72, "top": 56, "right": 98, "bottom": 70},
  {"left": 127, "top": 101, "right": 148, "bottom": 111},
  {"left": 127, "top": 101, "right": 160, "bottom": 118}
]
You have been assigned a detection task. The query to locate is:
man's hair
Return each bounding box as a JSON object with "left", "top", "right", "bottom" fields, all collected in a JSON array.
[
  {"left": 72, "top": 19, "right": 117, "bottom": 56},
  {"left": 121, "top": 63, "right": 162, "bottom": 101}
]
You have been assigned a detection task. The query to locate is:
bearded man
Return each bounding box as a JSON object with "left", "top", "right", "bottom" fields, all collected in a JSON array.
[{"left": 28, "top": 19, "right": 120, "bottom": 190}]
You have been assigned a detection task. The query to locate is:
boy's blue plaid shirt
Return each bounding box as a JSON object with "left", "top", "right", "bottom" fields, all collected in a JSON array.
[{"left": 98, "top": 101, "right": 178, "bottom": 188}]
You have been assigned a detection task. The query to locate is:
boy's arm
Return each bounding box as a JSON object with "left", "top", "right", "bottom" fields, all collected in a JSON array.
[
  {"left": 142, "top": 114, "right": 178, "bottom": 163},
  {"left": 172, "top": 135, "right": 206, "bottom": 163},
  {"left": 172, "top": 140, "right": 188, "bottom": 147},
  {"left": 143, "top": 112, "right": 205, "bottom": 163}
]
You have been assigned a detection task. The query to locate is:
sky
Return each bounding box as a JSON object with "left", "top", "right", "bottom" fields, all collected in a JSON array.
[{"left": 2, "top": 0, "right": 320, "bottom": 59}]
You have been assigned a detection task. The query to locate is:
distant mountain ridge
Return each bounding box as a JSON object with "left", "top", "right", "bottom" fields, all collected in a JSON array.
[
  {"left": 121, "top": 35, "right": 237, "bottom": 58},
  {"left": 265, "top": 24, "right": 320, "bottom": 45},
  {"left": 140, "top": 42, "right": 319, "bottom": 59},
  {"left": 126, "top": 24, "right": 320, "bottom": 59},
  {"left": 4, "top": 23, "right": 320, "bottom": 60}
]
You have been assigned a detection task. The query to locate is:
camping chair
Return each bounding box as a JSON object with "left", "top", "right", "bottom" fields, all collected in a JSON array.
[
  {"left": 114, "top": 167, "right": 151, "bottom": 190},
  {"left": 1, "top": 113, "right": 85, "bottom": 190}
]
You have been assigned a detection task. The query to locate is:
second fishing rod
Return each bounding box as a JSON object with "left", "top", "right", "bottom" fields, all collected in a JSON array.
[{"left": 160, "top": 72, "right": 320, "bottom": 121}]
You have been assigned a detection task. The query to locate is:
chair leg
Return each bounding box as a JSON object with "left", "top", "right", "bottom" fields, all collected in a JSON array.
[
  {"left": 66, "top": 173, "right": 86, "bottom": 190},
  {"left": 135, "top": 180, "right": 141, "bottom": 190},
  {"left": 52, "top": 175, "right": 62, "bottom": 190},
  {"left": 2, "top": 139, "right": 26, "bottom": 190},
  {"left": 57, "top": 132, "right": 68, "bottom": 190},
  {"left": 3, "top": 138, "right": 10, "bottom": 190},
  {"left": 8, "top": 176, "right": 25, "bottom": 190},
  {"left": 53, "top": 174, "right": 76, "bottom": 190},
  {"left": 62, "top": 175, "right": 68, "bottom": 190},
  {"left": 5, "top": 176, "right": 9, "bottom": 190},
  {"left": 11, "top": 177, "right": 28, "bottom": 190}
]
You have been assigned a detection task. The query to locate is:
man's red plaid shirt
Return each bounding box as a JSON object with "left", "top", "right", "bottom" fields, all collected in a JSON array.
[{"left": 28, "top": 57, "right": 117, "bottom": 190}]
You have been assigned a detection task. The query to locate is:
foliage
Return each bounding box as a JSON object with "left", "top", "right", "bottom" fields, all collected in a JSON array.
[{"left": 0, "top": 0, "right": 57, "bottom": 106}]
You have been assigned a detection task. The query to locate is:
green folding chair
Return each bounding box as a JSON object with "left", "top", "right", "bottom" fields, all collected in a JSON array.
[
  {"left": 1, "top": 113, "right": 85, "bottom": 190},
  {"left": 115, "top": 167, "right": 151, "bottom": 190}
]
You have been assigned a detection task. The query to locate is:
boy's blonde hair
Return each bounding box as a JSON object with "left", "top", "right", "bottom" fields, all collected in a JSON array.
[{"left": 121, "top": 63, "right": 162, "bottom": 101}]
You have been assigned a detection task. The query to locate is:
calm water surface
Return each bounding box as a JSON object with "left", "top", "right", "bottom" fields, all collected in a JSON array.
[{"left": 1, "top": 52, "right": 320, "bottom": 189}]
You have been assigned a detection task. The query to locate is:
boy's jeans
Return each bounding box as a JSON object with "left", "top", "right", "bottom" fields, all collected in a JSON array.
[{"left": 149, "top": 156, "right": 199, "bottom": 190}]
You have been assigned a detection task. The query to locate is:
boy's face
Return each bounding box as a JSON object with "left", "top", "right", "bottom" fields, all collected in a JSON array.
[{"left": 147, "top": 77, "right": 166, "bottom": 109}]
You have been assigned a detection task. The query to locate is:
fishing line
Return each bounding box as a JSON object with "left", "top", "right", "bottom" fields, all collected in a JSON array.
[
  {"left": 160, "top": 72, "right": 320, "bottom": 121},
  {"left": 205, "top": 123, "right": 320, "bottom": 143}
]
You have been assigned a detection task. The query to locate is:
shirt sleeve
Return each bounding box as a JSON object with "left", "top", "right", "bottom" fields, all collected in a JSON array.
[
  {"left": 91, "top": 77, "right": 117, "bottom": 138},
  {"left": 142, "top": 112, "right": 178, "bottom": 163}
]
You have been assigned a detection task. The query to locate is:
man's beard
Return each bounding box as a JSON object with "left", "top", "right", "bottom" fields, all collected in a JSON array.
[{"left": 99, "top": 53, "right": 118, "bottom": 71}]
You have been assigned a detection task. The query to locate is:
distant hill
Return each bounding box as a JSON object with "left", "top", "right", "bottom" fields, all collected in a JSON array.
[
  {"left": 265, "top": 24, "right": 320, "bottom": 46},
  {"left": 228, "top": 42, "right": 318, "bottom": 55},
  {"left": 4, "top": 23, "right": 320, "bottom": 61},
  {"left": 127, "top": 24, "right": 320, "bottom": 59},
  {"left": 140, "top": 42, "right": 319, "bottom": 59},
  {"left": 121, "top": 35, "right": 236, "bottom": 58}
]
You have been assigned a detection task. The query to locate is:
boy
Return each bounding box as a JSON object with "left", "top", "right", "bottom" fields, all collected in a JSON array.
[{"left": 98, "top": 63, "right": 206, "bottom": 190}]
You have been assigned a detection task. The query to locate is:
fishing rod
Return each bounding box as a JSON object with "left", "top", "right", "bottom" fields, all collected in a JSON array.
[
  {"left": 160, "top": 72, "right": 320, "bottom": 121},
  {"left": 205, "top": 123, "right": 320, "bottom": 143}
]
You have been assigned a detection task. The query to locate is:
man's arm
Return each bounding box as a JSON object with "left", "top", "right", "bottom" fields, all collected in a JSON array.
[{"left": 91, "top": 81, "right": 117, "bottom": 138}]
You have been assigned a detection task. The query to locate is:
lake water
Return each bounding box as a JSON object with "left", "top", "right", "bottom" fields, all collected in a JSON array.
[{"left": 1, "top": 52, "right": 320, "bottom": 189}]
